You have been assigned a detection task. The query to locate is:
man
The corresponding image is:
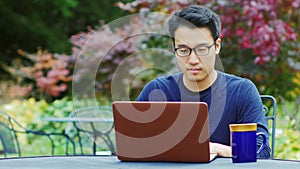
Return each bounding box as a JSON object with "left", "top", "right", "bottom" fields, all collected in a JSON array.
[{"left": 136, "top": 5, "right": 271, "bottom": 158}]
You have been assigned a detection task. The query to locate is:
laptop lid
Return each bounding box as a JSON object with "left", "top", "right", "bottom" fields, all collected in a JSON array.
[{"left": 112, "top": 101, "right": 215, "bottom": 162}]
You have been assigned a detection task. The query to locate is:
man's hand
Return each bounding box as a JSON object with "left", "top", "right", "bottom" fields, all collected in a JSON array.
[{"left": 210, "top": 142, "right": 232, "bottom": 157}]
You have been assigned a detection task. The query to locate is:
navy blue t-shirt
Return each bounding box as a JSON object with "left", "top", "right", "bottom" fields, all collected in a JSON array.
[{"left": 137, "top": 71, "right": 271, "bottom": 158}]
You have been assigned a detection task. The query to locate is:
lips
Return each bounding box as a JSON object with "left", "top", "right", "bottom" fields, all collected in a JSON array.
[{"left": 187, "top": 67, "right": 202, "bottom": 74}]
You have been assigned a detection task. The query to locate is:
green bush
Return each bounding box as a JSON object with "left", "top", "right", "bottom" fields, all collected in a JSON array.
[
  {"left": 275, "top": 129, "right": 300, "bottom": 159},
  {"left": 274, "top": 100, "right": 300, "bottom": 160},
  {"left": 0, "top": 97, "right": 73, "bottom": 156}
]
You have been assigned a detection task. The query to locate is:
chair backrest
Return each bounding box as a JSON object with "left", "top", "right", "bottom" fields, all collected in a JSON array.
[
  {"left": 1, "top": 111, "right": 71, "bottom": 157},
  {"left": 65, "top": 106, "right": 115, "bottom": 155},
  {"left": 260, "top": 95, "right": 277, "bottom": 159},
  {"left": 0, "top": 111, "right": 22, "bottom": 157}
]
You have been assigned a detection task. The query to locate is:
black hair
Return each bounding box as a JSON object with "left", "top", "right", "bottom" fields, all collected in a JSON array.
[{"left": 168, "top": 5, "right": 221, "bottom": 41}]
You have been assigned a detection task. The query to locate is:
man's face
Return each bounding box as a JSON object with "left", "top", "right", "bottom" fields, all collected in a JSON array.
[{"left": 174, "top": 26, "right": 221, "bottom": 83}]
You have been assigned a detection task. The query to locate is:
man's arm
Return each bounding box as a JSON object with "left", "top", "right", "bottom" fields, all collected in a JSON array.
[
  {"left": 210, "top": 142, "right": 231, "bottom": 157},
  {"left": 237, "top": 80, "right": 271, "bottom": 158}
]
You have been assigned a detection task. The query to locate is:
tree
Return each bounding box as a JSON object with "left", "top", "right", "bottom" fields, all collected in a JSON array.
[{"left": 0, "top": 0, "right": 128, "bottom": 80}]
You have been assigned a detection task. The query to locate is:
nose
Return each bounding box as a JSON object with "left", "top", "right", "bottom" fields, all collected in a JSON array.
[{"left": 188, "top": 51, "right": 200, "bottom": 65}]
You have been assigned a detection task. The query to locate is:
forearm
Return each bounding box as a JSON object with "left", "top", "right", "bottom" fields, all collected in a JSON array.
[{"left": 210, "top": 142, "right": 231, "bottom": 157}]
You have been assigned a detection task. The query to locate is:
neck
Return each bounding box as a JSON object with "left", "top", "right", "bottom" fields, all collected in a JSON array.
[{"left": 183, "top": 70, "right": 218, "bottom": 92}]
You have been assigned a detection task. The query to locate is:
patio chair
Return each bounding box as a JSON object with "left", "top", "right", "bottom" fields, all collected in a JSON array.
[
  {"left": 260, "top": 95, "right": 277, "bottom": 159},
  {"left": 64, "top": 106, "right": 115, "bottom": 155},
  {"left": 0, "top": 110, "right": 72, "bottom": 158}
]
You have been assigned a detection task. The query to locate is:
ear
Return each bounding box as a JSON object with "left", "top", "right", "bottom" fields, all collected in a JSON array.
[{"left": 215, "top": 38, "right": 221, "bottom": 54}]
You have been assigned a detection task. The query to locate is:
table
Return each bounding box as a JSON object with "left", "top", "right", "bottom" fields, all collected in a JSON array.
[
  {"left": 41, "top": 117, "right": 115, "bottom": 155},
  {"left": 0, "top": 156, "right": 299, "bottom": 169}
]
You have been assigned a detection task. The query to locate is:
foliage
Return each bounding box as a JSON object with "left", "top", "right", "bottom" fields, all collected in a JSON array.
[
  {"left": 3, "top": 6, "right": 172, "bottom": 102},
  {"left": 0, "top": 0, "right": 129, "bottom": 80},
  {"left": 4, "top": 49, "right": 72, "bottom": 102},
  {"left": 217, "top": 0, "right": 300, "bottom": 101},
  {"left": 0, "top": 0, "right": 77, "bottom": 65},
  {"left": 4, "top": 0, "right": 299, "bottom": 102},
  {"left": 0, "top": 97, "right": 74, "bottom": 156},
  {"left": 69, "top": 17, "right": 155, "bottom": 101},
  {"left": 268, "top": 96, "right": 300, "bottom": 160},
  {"left": 280, "top": 96, "right": 300, "bottom": 131},
  {"left": 275, "top": 129, "right": 300, "bottom": 160}
]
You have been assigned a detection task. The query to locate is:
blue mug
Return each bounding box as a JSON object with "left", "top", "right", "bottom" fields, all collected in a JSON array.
[{"left": 229, "top": 123, "right": 267, "bottom": 163}]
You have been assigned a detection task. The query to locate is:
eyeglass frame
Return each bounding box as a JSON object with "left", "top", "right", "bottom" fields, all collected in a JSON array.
[{"left": 174, "top": 41, "right": 216, "bottom": 57}]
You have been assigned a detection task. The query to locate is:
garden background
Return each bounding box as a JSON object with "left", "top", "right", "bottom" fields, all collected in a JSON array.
[{"left": 0, "top": 0, "right": 300, "bottom": 159}]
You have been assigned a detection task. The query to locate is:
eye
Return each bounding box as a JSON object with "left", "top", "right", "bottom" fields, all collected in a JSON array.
[
  {"left": 195, "top": 46, "right": 207, "bottom": 52},
  {"left": 195, "top": 47, "right": 208, "bottom": 54},
  {"left": 177, "top": 48, "right": 190, "bottom": 54}
]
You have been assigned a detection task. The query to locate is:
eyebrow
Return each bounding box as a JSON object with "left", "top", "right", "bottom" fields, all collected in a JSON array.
[
  {"left": 176, "top": 44, "right": 189, "bottom": 48},
  {"left": 176, "top": 43, "right": 211, "bottom": 48}
]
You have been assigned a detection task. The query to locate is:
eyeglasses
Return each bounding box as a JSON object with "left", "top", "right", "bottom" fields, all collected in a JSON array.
[{"left": 174, "top": 42, "right": 216, "bottom": 57}]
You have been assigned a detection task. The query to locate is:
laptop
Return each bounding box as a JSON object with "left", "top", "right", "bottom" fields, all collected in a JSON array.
[{"left": 112, "top": 101, "right": 217, "bottom": 162}]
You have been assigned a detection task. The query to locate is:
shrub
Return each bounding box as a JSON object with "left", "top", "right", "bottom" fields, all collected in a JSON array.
[
  {"left": 4, "top": 49, "right": 72, "bottom": 102},
  {"left": 0, "top": 97, "right": 73, "bottom": 156}
]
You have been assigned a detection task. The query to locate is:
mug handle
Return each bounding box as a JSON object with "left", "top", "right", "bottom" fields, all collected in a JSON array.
[
  {"left": 256, "top": 132, "right": 267, "bottom": 154},
  {"left": 232, "top": 143, "right": 238, "bottom": 159}
]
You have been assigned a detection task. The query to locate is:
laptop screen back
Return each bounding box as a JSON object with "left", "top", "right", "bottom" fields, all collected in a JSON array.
[{"left": 112, "top": 101, "right": 212, "bottom": 162}]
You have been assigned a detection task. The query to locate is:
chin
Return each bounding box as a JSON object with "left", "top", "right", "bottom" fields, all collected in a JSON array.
[{"left": 186, "top": 74, "right": 206, "bottom": 82}]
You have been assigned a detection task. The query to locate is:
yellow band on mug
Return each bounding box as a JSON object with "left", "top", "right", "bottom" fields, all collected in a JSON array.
[{"left": 229, "top": 123, "right": 257, "bottom": 132}]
